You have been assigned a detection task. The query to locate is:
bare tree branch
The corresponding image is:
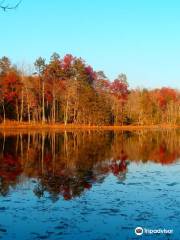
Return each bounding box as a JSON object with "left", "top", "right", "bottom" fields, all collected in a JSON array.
[{"left": 0, "top": 0, "right": 21, "bottom": 11}]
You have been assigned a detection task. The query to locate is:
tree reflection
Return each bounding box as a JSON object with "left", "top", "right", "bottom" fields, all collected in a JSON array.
[
  {"left": 0, "top": 130, "right": 179, "bottom": 199},
  {"left": 0, "top": 153, "right": 22, "bottom": 196}
]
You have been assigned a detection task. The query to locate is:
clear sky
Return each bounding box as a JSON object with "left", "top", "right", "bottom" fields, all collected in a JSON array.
[{"left": 0, "top": 0, "right": 180, "bottom": 88}]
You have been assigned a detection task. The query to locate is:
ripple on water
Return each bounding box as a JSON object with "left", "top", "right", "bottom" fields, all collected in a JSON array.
[
  {"left": 0, "top": 207, "right": 7, "bottom": 211},
  {"left": 0, "top": 227, "right": 7, "bottom": 239},
  {"left": 166, "top": 182, "right": 179, "bottom": 187},
  {"left": 127, "top": 182, "right": 142, "bottom": 186},
  {"left": 99, "top": 208, "right": 120, "bottom": 216}
]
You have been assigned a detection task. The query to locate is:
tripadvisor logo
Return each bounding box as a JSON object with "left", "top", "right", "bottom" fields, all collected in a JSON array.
[
  {"left": 135, "top": 227, "right": 143, "bottom": 236},
  {"left": 134, "top": 226, "right": 173, "bottom": 236}
]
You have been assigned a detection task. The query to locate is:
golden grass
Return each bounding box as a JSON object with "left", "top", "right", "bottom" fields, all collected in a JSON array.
[{"left": 0, "top": 121, "right": 179, "bottom": 131}]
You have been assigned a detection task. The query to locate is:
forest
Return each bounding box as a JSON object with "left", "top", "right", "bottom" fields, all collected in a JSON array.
[{"left": 0, "top": 54, "right": 179, "bottom": 126}]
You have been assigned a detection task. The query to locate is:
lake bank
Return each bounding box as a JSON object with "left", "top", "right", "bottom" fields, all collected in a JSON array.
[{"left": 0, "top": 122, "right": 179, "bottom": 131}]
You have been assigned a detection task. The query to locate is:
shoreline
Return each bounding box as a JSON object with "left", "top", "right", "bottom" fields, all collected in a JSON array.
[{"left": 0, "top": 122, "right": 179, "bottom": 131}]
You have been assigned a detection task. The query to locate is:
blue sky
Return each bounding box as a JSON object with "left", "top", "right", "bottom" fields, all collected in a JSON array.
[{"left": 0, "top": 0, "right": 180, "bottom": 88}]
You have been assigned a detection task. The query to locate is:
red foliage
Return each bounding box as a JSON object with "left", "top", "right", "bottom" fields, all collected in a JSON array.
[
  {"left": 44, "top": 153, "right": 52, "bottom": 163},
  {"left": 45, "top": 90, "right": 53, "bottom": 103},
  {"left": 94, "top": 78, "right": 111, "bottom": 93},
  {"left": 62, "top": 186, "right": 72, "bottom": 200},
  {"left": 4, "top": 91, "right": 18, "bottom": 103},
  {"left": 0, "top": 154, "right": 22, "bottom": 181},
  {"left": 2, "top": 71, "right": 21, "bottom": 103},
  {"left": 83, "top": 182, "right": 92, "bottom": 189},
  {"left": 110, "top": 160, "right": 127, "bottom": 176},
  {"left": 110, "top": 79, "right": 129, "bottom": 103},
  {"left": 151, "top": 143, "right": 177, "bottom": 165},
  {"left": 85, "top": 65, "right": 97, "bottom": 83},
  {"left": 155, "top": 87, "right": 177, "bottom": 110},
  {"left": 62, "top": 54, "right": 74, "bottom": 70}
]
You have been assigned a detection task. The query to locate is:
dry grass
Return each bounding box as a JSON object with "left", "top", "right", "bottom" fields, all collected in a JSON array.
[{"left": 0, "top": 121, "right": 179, "bottom": 131}]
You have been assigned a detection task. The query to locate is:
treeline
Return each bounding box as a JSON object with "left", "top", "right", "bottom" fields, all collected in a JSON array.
[{"left": 0, "top": 54, "right": 179, "bottom": 125}]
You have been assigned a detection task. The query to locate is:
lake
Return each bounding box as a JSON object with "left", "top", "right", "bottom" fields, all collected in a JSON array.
[{"left": 0, "top": 129, "right": 179, "bottom": 240}]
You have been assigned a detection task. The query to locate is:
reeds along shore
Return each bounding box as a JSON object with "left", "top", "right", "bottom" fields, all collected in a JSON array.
[
  {"left": 0, "top": 55, "right": 179, "bottom": 126},
  {"left": 0, "top": 121, "right": 179, "bottom": 131}
]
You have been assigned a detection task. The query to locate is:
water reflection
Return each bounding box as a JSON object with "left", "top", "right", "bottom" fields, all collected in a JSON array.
[{"left": 0, "top": 130, "right": 179, "bottom": 201}]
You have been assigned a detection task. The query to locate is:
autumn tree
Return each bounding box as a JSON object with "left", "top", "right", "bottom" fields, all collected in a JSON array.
[
  {"left": 34, "top": 57, "right": 46, "bottom": 123},
  {"left": 110, "top": 74, "right": 129, "bottom": 125}
]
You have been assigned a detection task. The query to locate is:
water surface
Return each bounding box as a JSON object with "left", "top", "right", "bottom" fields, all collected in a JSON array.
[{"left": 0, "top": 130, "right": 179, "bottom": 240}]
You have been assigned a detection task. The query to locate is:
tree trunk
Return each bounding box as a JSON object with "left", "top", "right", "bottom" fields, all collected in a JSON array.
[
  {"left": 27, "top": 103, "right": 30, "bottom": 123},
  {"left": 20, "top": 89, "right": 24, "bottom": 122},
  {"left": 42, "top": 80, "right": 45, "bottom": 123},
  {"left": 16, "top": 99, "right": 19, "bottom": 122},
  {"left": 51, "top": 76, "right": 56, "bottom": 124},
  {"left": 64, "top": 98, "right": 69, "bottom": 125},
  {"left": 2, "top": 100, "right": 5, "bottom": 124}
]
